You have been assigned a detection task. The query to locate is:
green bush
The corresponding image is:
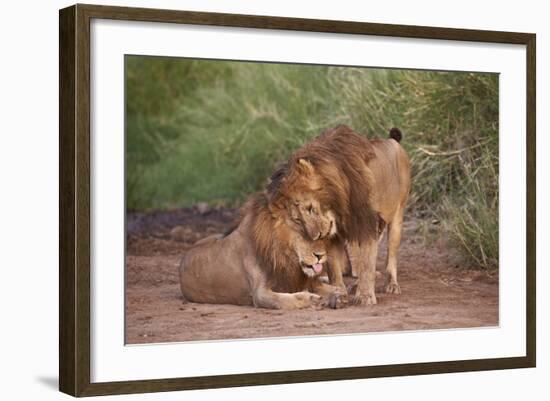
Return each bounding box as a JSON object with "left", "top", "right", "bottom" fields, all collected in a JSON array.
[{"left": 125, "top": 56, "right": 499, "bottom": 268}]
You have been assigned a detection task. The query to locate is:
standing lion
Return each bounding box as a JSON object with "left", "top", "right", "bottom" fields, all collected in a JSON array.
[{"left": 267, "top": 125, "right": 411, "bottom": 305}]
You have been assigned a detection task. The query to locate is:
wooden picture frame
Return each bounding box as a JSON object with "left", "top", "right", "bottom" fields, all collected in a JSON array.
[{"left": 59, "top": 3, "right": 536, "bottom": 397}]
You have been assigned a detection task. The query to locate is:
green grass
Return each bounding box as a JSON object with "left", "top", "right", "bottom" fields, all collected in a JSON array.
[{"left": 125, "top": 56, "right": 499, "bottom": 269}]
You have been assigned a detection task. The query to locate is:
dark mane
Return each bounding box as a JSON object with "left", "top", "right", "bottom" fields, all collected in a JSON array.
[{"left": 269, "top": 125, "right": 379, "bottom": 243}]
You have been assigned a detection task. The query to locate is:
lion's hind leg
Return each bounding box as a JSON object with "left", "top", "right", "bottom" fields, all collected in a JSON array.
[{"left": 384, "top": 206, "right": 405, "bottom": 294}]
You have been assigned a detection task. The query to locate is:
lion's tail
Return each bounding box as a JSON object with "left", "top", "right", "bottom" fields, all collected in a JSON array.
[{"left": 389, "top": 127, "right": 402, "bottom": 143}]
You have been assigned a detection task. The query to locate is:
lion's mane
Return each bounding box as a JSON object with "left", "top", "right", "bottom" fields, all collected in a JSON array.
[
  {"left": 269, "top": 125, "right": 380, "bottom": 243},
  {"left": 245, "top": 194, "right": 318, "bottom": 293}
]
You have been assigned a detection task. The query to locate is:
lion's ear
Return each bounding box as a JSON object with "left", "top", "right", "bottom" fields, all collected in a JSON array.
[
  {"left": 266, "top": 163, "right": 288, "bottom": 201},
  {"left": 297, "top": 158, "right": 315, "bottom": 175}
]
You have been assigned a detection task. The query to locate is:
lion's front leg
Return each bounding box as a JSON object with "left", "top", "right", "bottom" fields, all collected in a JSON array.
[
  {"left": 348, "top": 239, "right": 378, "bottom": 305},
  {"left": 245, "top": 257, "right": 321, "bottom": 310},
  {"left": 253, "top": 286, "right": 321, "bottom": 310},
  {"left": 326, "top": 239, "right": 349, "bottom": 296}
]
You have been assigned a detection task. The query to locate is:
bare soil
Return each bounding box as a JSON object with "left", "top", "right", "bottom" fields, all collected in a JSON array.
[{"left": 125, "top": 205, "right": 498, "bottom": 344}]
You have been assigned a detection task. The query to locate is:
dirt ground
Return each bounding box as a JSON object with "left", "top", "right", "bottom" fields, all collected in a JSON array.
[{"left": 125, "top": 205, "right": 499, "bottom": 344}]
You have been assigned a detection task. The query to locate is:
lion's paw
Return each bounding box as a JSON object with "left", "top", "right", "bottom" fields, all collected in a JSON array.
[
  {"left": 294, "top": 292, "right": 321, "bottom": 308},
  {"left": 350, "top": 292, "right": 377, "bottom": 306},
  {"left": 385, "top": 282, "right": 401, "bottom": 294}
]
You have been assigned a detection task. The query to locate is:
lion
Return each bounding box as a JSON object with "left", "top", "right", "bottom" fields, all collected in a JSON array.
[
  {"left": 267, "top": 125, "right": 411, "bottom": 306},
  {"left": 178, "top": 193, "right": 346, "bottom": 310}
]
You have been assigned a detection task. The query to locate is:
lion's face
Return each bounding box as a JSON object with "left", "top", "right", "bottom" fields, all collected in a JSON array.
[
  {"left": 278, "top": 158, "right": 337, "bottom": 241},
  {"left": 291, "top": 232, "right": 328, "bottom": 278},
  {"left": 287, "top": 193, "right": 337, "bottom": 241}
]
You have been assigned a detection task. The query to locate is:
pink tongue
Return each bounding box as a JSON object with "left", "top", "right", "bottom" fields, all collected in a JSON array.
[{"left": 312, "top": 263, "right": 323, "bottom": 273}]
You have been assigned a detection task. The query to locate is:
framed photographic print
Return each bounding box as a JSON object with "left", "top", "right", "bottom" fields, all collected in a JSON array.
[{"left": 59, "top": 3, "right": 536, "bottom": 397}]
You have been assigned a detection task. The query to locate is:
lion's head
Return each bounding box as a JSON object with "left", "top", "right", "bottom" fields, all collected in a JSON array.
[
  {"left": 268, "top": 158, "right": 337, "bottom": 241},
  {"left": 267, "top": 125, "right": 379, "bottom": 244},
  {"left": 246, "top": 194, "right": 330, "bottom": 292}
]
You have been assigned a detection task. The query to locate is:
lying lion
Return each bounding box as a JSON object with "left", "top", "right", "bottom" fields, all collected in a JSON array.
[{"left": 179, "top": 194, "right": 345, "bottom": 309}]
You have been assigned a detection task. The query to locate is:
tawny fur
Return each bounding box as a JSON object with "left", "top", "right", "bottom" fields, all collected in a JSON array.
[
  {"left": 268, "top": 125, "right": 411, "bottom": 305},
  {"left": 178, "top": 193, "right": 346, "bottom": 309}
]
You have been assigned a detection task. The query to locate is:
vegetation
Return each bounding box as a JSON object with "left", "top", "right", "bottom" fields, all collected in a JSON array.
[{"left": 125, "top": 56, "right": 499, "bottom": 268}]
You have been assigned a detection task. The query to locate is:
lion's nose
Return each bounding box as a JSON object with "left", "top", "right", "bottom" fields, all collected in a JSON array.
[{"left": 313, "top": 252, "right": 325, "bottom": 261}]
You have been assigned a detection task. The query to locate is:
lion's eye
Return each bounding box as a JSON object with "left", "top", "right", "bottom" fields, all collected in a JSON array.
[{"left": 307, "top": 205, "right": 313, "bottom": 214}]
